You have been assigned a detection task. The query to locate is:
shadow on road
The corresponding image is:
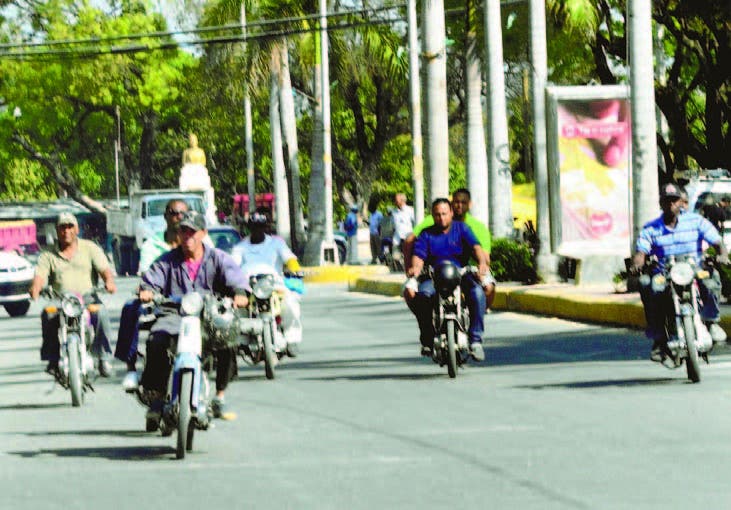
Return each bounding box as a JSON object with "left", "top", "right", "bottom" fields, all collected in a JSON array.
[
  {"left": 0, "top": 402, "right": 68, "bottom": 411},
  {"left": 23, "top": 429, "right": 153, "bottom": 439},
  {"left": 9, "top": 445, "right": 175, "bottom": 461},
  {"left": 515, "top": 377, "right": 681, "bottom": 390},
  {"left": 0, "top": 365, "right": 42, "bottom": 377},
  {"left": 300, "top": 372, "right": 449, "bottom": 381}
]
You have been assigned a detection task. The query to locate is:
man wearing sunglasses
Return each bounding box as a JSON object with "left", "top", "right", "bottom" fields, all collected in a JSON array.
[{"left": 116, "top": 199, "right": 189, "bottom": 390}]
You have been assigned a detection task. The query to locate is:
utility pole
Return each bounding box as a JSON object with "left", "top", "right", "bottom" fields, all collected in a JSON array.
[
  {"left": 407, "top": 0, "right": 424, "bottom": 222},
  {"left": 115, "top": 105, "right": 121, "bottom": 206},
  {"left": 320, "top": 0, "right": 334, "bottom": 245}
]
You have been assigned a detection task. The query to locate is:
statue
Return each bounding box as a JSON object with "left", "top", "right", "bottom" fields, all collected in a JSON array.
[
  {"left": 179, "top": 133, "right": 217, "bottom": 225},
  {"left": 182, "top": 133, "right": 206, "bottom": 166}
]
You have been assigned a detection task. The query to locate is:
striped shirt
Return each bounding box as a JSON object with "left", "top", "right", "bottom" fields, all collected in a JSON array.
[{"left": 636, "top": 212, "right": 721, "bottom": 266}]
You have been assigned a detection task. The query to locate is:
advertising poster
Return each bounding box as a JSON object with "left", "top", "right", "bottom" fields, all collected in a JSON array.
[{"left": 552, "top": 95, "right": 632, "bottom": 256}]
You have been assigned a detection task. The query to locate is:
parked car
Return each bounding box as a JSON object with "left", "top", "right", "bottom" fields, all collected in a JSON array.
[
  {"left": 208, "top": 225, "right": 242, "bottom": 254},
  {"left": 0, "top": 250, "right": 34, "bottom": 317}
]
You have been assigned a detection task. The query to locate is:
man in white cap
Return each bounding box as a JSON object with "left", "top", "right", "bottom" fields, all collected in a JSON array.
[{"left": 30, "top": 212, "right": 117, "bottom": 376}]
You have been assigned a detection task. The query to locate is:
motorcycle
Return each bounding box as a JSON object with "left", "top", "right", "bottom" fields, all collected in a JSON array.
[
  {"left": 42, "top": 288, "right": 101, "bottom": 406},
  {"left": 133, "top": 292, "right": 211, "bottom": 460},
  {"left": 641, "top": 255, "right": 715, "bottom": 383},
  {"left": 408, "top": 261, "right": 483, "bottom": 378},
  {"left": 235, "top": 264, "right": 303, "bottom": 380}
]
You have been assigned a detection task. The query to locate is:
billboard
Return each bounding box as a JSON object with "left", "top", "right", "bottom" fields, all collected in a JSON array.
[{"left": 546, "top": 85, "right": 632, "bottom": 257}]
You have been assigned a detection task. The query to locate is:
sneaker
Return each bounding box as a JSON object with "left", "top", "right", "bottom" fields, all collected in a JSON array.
[
  {"left": 45, "top": 360, "right": 59, "bottom": 376},
  {"left": 286, "top": 342, "right": 300, "bottom": 358},
  {"left": 211, "top": 398, "right": 237, "bottom": 421},
  {"left": 145, "top": 400, "right": 163, "bottom": 432},
  {"left": 709, "top": 323, "right": 727, "bottom": 343},
  {"left": 122, "top": 371, "right": 139, "bottom": 392},
  {"left": 98, "top": 359, "right": 112, "bottom": 378},
  {"left": 650, "top": 339, "right": 665, "bottom": 362},
  {"left": 420, "top": 345, "right": 432, "bottom": 357},
  {"left": 470, "top": 342, "right": 485, "bottom": 362}
]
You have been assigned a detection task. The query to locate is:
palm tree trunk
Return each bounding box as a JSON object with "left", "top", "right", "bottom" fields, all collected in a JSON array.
[
  {"left": 241, "top": 2, "right": 255, "bottom": 216},
  {"left": 407, "top": 0, "right": 425, "bottom": 223},
  {"left": 628, "top": 0, "right": 659, "bottom": 241},
  {"left": 484, "top": 0, "right": 513, "bottom": 238},
  {"left": 465, "top": 2, "right": 488, "bottom": 225},
  {"left": 422, "top": 0, "right": 449, "bottom": 201},
  {"left": 278, "top": 40, "right": 306, "bottom": 252},
  {"left": 269, "top": 46, "right": 291, "bottom": 244}
]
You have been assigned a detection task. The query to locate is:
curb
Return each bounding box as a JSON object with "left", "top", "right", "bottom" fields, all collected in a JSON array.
[{"left": 302, "top": 264, "right": 390, "bottom": 285}]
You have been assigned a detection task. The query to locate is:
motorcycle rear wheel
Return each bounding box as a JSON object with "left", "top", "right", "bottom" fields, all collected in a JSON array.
[
  {"left": 67, "top": 336, "right": 84, "bottom": 407},
  {"left": 683, "top": 315, "right": 701, "bottom": 383},
  {"left": 176, "top": 371, "right": 193, "bottom": 459},
  {"left": 263, "top": 321, "right": 276, "bottom": 380},
  {"left": 446, "top": 321, "right": 458, "bottom": 379}
]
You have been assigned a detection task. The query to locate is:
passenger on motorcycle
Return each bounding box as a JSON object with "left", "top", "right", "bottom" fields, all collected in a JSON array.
[
  {"left": 138, "top": 211, "right": 249, "bottom": 421},
  {"left": 402, "top": 188, "right": 496, "bottom": 307},
  {"left": 116, "top": 199, "right": 190, "bottom": 391},
  {"left": 404, "top": 198, "right": 490, "bottom": 361},
  {"left": 633, "top": 183, "right": 729, "bottom": 361},
  {"left": 231, "top": 211, "right": 304, "bottom": 357},
  {"left": 29, "top": 212, "right": 117, "bottom": 377}
]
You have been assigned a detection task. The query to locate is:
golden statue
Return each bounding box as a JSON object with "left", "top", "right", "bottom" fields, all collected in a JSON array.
[{"left": 182, "top": 133, "right": 206, "bottom": 166}]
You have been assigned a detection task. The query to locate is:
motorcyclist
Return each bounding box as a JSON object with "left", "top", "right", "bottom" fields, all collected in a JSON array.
[
  {"left": 231, "top": 211, "right": 304, "bottom": 357},
  {"left": 633, "top": 183, "right": 729, "bottom": 362},
  {"left": 115, "top": 199, "right": 189, "bottom": 391},
  {"left": 404, "top": 198, "right": 489, "bottom": 361},
  {"left": 402, "top": 188, "right": 496, "bottom": 307},
  {"left": 138, "top": 211, "right": 249, "bottom": 421},
  {"left": 29, "top": 212, "right": 117, "bottom": 377}
]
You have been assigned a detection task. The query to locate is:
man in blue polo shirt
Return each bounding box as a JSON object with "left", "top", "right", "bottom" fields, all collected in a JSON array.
[
  {"left": 404, "top": 198, "right": 489, "bottom": 361},
  {"left": 633, "top": 182, "right": 729, "bottom": 361}
]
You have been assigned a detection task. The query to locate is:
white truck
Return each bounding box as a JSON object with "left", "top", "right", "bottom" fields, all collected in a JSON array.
[{"left": 106, "top": 189, "right": 207, "bottom": 275}]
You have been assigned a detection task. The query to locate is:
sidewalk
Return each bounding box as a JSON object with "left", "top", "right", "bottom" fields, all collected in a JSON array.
[{"left": 308, "top": 265, "right": 731, "bottom": 336}]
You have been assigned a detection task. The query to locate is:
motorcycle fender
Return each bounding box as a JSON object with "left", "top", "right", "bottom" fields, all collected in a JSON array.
[
  {"left": 171, "top": 367, "right": 202, "bottom": 412},
  {"left": 65, "top": 332, "right": 81, "bottom": 377},
  {"left": 173, "top": 352, "right": 200, "bottom": 372},
  {"left": 178, "top": 317, "right": 202, "bottom": 356},
  {"left": 239, "top": 317, "right": 264, "bottom": 336}
]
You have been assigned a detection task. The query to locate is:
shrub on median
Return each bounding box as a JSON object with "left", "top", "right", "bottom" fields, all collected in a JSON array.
[{"left": 490, "top": 238, "right": 538, "bottom": 284}]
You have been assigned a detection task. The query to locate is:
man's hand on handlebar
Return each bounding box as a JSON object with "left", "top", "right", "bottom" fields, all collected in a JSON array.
[
  {"left": 139, "top": 289, "right": 154, "bottom": 303},
  {"left": 233, "top": 294, "right": 249, "bottom": 308}
]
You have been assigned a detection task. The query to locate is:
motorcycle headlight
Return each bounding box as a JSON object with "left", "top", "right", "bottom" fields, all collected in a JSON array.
[
  {"left": 180, "top": 292, "right": 204, "bottom": 316},
  {"left": 252, "top": 274, "right": 275, "bottom": 300},
  {"left": 670, "top": 262, "right": 695, "bottom": 286},
  {"left": 651, "top": 274, "right": 667, "bottom": 293},
  {"left": 434, "top": 261, "right": 461, "bottom": 298},
  {"left": 61, "top": 295, "right": 84, "bottom": 318}
]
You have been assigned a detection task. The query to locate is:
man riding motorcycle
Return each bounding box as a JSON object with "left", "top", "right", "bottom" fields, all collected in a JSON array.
[
  {"left": 139, "top": 211, "right": 249, "bottom": 421},
  {"left": 404, "top": 198, "right": 490, "bottom": 361},
  {"left": 633, "top": 183, "right": 729, "bottom": 361},
  {"left": 231, "top": 211, "right": 304, "bottom": 356},
  {"left": 29, "top": 212, "right": 117, "bottom": 377}
]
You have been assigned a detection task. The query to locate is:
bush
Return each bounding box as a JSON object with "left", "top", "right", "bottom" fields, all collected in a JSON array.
[
  {"left": 512, "top": 171, "right": 527, "bottom": 184},
  {"left": 490, "top": 238, "right": 538, "bottom": 283}
]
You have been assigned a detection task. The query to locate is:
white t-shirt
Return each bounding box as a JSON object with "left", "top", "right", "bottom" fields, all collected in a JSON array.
[
  {"left": 231, "top": 235, "right": 296, "bottom": 275},
  {"left": 392, "top": 205, "right": 415, "bottom": 244}
]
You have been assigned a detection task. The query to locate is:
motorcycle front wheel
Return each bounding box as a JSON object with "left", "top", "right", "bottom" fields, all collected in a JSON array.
[
  {"left": 263, "top": 321, "right": 276, "bottom": 380},
  {"left": 446, "top": 320, "right": 458, "bottom": 379},
  {"left": 176, "top": 371, "right": 193, "bottom": 459},
  {"left": 683, "top": 315, "right": 701, "bottom": 383},
  {"left": 66, "top": 335, "right": 84, "bottom": 407}
]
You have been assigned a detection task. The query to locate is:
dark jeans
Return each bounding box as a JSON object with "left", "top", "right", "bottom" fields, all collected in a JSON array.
[
  {"left": 41, "top": 304, "right": 113, "bottom": 362},
  {"left": 114, "top": 299, "right": 143, "bottom": 366},
  {"left": 406, "top": 275, "right": 487, "bottom": 346},
  {"left": 639, "top": 270, "right": 721, "bottom": 341},
  {"left": 140, "top": 332, "right": 234, "bottom": 393}
]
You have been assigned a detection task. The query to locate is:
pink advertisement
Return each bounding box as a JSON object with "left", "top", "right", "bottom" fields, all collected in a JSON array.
[{"left": 557, "top": 98, "right": 631, "bottom": 255}]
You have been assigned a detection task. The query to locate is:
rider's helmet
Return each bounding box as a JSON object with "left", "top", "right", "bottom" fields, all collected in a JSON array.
[
  {"left": 247, "top": 211, "right": 269, "bottom": 229},
  {"left": 434, "top": 261, "right": 461, "bottom": 298}
]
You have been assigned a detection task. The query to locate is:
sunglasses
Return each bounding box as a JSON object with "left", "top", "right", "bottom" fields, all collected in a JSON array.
[{"left": 166, "top": 209, "right": 187, "bottom": 216}]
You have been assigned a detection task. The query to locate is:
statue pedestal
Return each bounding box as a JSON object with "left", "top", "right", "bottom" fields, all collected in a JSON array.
[{"left": 179, "top": 163, "right": 217, "bottom": 226}]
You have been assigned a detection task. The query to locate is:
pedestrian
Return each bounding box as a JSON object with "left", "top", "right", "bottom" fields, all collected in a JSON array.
[
  {"left": 367, "top": 199, "right": 383, "bottom": 264},
  {"left": 391, "top": 192, "right": 414, "bottom": 263},
  {"left": 344, "top": 204, "right": 360, "bottom": 264}
]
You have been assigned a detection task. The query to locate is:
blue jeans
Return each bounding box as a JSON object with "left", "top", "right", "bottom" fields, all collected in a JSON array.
[
  {"left": 40, "top": 304, "right": 112, "bottom": 362},
  {"left": 639, "top": 270, "right": 721, "bottom": 341},
  {"left": 406, "top": 275, "right": 487, "bottom": 346},
  {"left": 114, "top": 299, "right": 143, "bottom": 366}
]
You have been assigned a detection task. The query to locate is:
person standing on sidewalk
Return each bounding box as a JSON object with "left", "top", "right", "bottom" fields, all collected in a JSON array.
[
  {"left": 633, "top": 182, "right": 729, "bottom": 362},
  {"left": 344, "top": 205, "right": 360, "bottom": 264},
  {"left": 367, "top": 200, "right": 384, "bottom": 264},
  {"left": 391, "top": 193, "right": 414, "bottom": 263}
]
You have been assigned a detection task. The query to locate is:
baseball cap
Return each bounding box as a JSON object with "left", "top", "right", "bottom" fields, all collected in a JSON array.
[
  {"left": 660, "top": 183, "right": 682, "bottom": 199},
  {"left": 179, "top": 211, "right": 207, "bottom": 231},
  {"left": 56, "top": 212, "right": 78, "bottom": 227}
]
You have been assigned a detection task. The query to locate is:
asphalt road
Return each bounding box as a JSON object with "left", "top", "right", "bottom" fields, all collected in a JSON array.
[{"left": 2, "top": 278, "right": 731, "bottom": 510}]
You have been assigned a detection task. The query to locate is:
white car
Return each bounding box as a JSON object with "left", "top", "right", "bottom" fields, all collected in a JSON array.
[{"left": 0, "top": 250, "right": 34, "bottom": 317}]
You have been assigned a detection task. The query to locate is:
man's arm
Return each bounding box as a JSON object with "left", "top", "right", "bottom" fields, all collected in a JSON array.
[
  {"left": 29, "top": 252, "right": 51, "bottom": 300},
  {"left": 402, "top": 233, "right": 416, "bottom": 273},
  {"left": 472, "top": 245, "right": 489, "bottom": 275}
]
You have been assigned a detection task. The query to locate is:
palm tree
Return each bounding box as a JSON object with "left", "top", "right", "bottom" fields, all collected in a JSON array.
[{"left": 269, "top": 44, "right": 292, "bottom": 242}]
